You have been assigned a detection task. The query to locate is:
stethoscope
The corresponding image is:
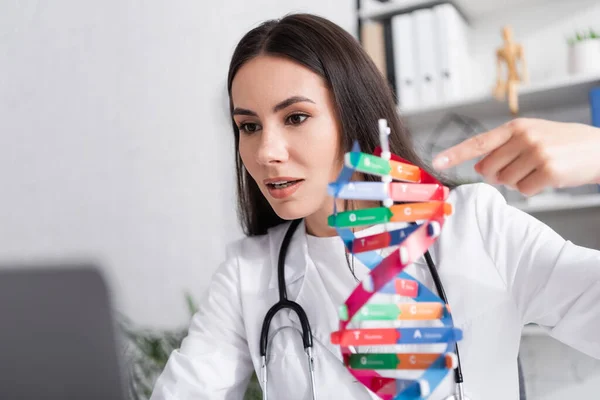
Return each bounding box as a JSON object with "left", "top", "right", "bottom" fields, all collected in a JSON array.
[{"left": 259, "top": 218, "right": 470, "bottom": 400}]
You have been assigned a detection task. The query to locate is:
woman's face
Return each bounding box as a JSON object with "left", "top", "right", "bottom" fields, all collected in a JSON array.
[{"left": 231, "top": 55, "right": 343, "bottom": 234}]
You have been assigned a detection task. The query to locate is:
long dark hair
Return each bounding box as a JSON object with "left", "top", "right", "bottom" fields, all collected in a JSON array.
[{"left": 227, "top": 13, "right": 454, "bottom": 236}]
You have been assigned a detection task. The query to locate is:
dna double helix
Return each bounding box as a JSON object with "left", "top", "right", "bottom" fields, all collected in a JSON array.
[{"left": 328, "top": 119, "right": 463, "bottom": 399}]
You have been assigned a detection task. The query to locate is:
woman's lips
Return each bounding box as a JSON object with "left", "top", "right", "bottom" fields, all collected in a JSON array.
[{"left": 266, "top": 179, "right": 304, "bottom": 199}]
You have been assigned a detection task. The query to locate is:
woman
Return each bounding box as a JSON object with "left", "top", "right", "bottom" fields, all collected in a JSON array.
[{"left": 150, "top": 13, "right": 600, "bottom": 400}]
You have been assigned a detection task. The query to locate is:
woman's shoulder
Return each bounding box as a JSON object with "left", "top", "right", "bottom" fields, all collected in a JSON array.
[
  {"left": 442, "top": 181, "right": 528, "bottom": 247},
  {"left": 219, "top": 221, "right": 296, "bottom": 282},
  {"left": 216, "top": 221, "right": 295, "bottom": 294},
  {"left": 445, "top": 181, "right": 551, "bottom": 253},
  {"left": 225, "top": 221, "right": 294, "bottom": 261},
  {"left": 447, "top": 182, "right": 513, "bottom": 223},
  {"left": 449, "top": 181, "right": 506, "bottom": 206}
]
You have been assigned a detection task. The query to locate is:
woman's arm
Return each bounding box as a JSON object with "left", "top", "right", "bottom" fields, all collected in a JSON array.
[
  {"left": 150, "top": 244, "right": 254, "bottom": 400},
  {"left": 474, "top": 183, "right": 600, "bottom": 359},
  {"left": 433, "top": 118, "right": 600, "bottom": 196}
]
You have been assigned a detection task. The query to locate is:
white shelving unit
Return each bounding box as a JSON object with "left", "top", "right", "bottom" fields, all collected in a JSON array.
[
  {"left": 401, "top": 71, "right": 600, "bottom": 128},
  {"left": 359, "top": 0, "right": 545, "bottom": 22},
  {"left": 357, "top": 1, "right": 600, "bottom": 128},
  {"left": 359, "top": 0, "right": 463, "bottom": 20},
  {"left": 509, "top": 192, "right": 600, "bottom": 214}
]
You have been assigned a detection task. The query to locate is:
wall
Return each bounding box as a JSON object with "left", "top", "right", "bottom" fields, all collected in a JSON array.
[{"left": 0, "top": 0, "right": 355, "bottom": 330}]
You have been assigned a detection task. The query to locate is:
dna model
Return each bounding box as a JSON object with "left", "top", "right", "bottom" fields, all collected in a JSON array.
[{"left": 328, "top": 119, "right": 463, "bottom": 399}]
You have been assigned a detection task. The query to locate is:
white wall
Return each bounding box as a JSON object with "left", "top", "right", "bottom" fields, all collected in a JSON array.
[{"left": 0, "top": 0, "right": 355, "bottom": 329}]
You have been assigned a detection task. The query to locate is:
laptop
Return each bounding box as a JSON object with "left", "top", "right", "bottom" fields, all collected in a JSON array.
[{"left": 0, "top": 262, "right": 128, "bottom": 400}]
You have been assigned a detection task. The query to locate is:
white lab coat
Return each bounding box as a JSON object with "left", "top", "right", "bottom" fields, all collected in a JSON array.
[{"left": 150, "top": 183, "right": 600, "bottom": 400}]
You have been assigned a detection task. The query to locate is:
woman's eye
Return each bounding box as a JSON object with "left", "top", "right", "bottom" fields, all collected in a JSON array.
[
  {"left": 286, "top": 114, "right": 309, "bottom": 125},
  {"left": 239, "top": 123, "right": 260, "bottom": 133}
]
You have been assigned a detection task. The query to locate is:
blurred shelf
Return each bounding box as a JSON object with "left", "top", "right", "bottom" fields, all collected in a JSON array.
[
  {"left": 400, "top": 71, "right": 600, "bottom": 128},
  {"left": 509, "top": 193, "right": 600, "bottom": 213},
  {"left": 522, "top": 324, "right": 548, "bottom": 337},
  {"left": 358, "top": 0, "right": 555, "bottom": 22},
  {"left": 359, "top": 0, "right": 466, "bottom": 21}
]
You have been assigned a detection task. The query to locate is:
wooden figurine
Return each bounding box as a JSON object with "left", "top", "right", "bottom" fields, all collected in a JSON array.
[{"left": 493, "top": 25, "right": 529, "bottom": 115}]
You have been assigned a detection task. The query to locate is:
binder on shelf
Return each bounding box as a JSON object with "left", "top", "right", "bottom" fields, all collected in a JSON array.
[
  {"left": 361, "top": 20, "right": 388, "bottom": 79},
  {"left": 433, "top": 3, "right": 472, "bottom": 103},
  {"left": 392, "top": 13, "right": 418, "bottom": 110},
  {"left": 412, "top": 8, "right": 440, "bottom": 108},
  {"left": 590, "top": 86, "right": 600, "bottom": 127}
]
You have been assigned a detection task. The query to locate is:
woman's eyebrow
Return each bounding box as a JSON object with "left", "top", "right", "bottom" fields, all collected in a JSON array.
[
  {"left": 232, "top": 96, "right": 315, "bottom": 117},
  {"left": 272, "top": 96, "right": 315, "bottom": 112},
  {"left": 232, "top": 107, "right": 257, "bottom": 117}
]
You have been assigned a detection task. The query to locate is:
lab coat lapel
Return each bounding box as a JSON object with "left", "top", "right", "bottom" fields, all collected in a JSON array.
[
  {"left": 267, "top": 220, "right": 342, "bottom": 360},
  {"left": 290, "top": 244, "right": 342, "bottom": 359}
]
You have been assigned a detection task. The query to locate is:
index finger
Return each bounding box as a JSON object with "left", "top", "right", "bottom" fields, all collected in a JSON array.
[{"left": 431, "top": 123, "right": 515, "bottom": 170}]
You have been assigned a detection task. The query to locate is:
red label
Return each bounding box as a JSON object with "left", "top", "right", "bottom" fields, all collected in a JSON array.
[
  {"left": 353, "top": 232, "right": 390, "bottom": 253},
  {"left": 332, "top": 329, "right": 399, "bottom": 346},
  {"left": 389, "top": 183, "right": 447, "bottom": 201},
  {"left": 394, "top": 278, "right": 418, "bottom": 297}
]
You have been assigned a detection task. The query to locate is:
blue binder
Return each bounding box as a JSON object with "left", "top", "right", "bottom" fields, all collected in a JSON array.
[
  {"left": 590, "top": 87, "right": 600, "bottom": 193},
  {"left": 591, "top": 87, "right": 600, "bottom": 127}
]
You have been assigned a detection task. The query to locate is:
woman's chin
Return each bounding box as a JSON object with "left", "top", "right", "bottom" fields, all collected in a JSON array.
[
  {"left": 270, "top": 202, "right": 316, "bottom": 221},
  {"left": 272, "top": 207, "right": 309, "bottom": 221}
]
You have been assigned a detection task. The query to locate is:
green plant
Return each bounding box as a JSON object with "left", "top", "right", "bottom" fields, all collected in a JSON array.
[
  {"left": 567, "top": 28, "right": 600, "bottom": 45},
  {"left": 120, "top": 293, "right": 262, "bottom": 400}
]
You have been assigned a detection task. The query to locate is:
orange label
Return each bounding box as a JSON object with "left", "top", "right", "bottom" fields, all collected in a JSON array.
[
  {"left": 398, "top": 302, "right": 444, "bottom": 320},
  {"left": 389, "top": 160, "right": 421, "bottom": 182},
  {"left": 396, "top": 353, "right": 453, "bottom": 369}
]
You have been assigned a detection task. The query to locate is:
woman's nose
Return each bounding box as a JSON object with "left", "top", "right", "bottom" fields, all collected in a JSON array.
[{"left": 256, "top": 128, "right": 289, "bottom": 165}]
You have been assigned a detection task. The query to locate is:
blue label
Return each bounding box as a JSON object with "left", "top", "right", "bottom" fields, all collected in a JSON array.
[{"left": 397, "top": 327, "right": 462, "bottom": 344}]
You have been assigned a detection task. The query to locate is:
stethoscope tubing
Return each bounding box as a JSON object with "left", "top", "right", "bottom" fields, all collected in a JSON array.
[{"left": 258, "top": 218, "right": 467, "bottom": 400}]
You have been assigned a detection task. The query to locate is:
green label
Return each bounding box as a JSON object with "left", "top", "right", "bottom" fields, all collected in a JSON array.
[
  {"left": 355, "top": 304, "right": 400, "bottom": 321},
  {"left": 338, "top": 305, "right": 349, "bottom": 321},
  {"left": 349, "top": 353, "right": 398, "bottom": 369},
  {"left": 328, "top": 207, "right": 392, "bottom": 228},
  {"left": 347, "top": 152, "right": 391, "bottom": 176}
]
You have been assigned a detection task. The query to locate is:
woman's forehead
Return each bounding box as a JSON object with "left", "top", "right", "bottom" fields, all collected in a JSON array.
[{"left": 231, "top": 55, "right": 329, "bottom": 109}]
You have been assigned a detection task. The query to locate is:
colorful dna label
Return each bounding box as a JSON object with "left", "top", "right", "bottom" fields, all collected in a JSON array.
[{"left": 328, "top": 119, "right": 462, "bottom": 399}]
